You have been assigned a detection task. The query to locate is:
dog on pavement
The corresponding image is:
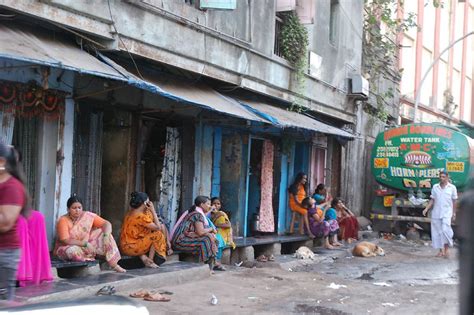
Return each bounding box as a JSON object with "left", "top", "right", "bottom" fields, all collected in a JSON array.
[
  {"left": 294, "top": 246, "right": 316, "bottom": 260},
  {"left": 352, "top": 241, "right": 385, "bottom": 257}
]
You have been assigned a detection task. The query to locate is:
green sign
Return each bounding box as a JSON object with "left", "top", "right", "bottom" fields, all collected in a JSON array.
[{"left": 371, "top": 123, "right": 473, "bottom": 191}]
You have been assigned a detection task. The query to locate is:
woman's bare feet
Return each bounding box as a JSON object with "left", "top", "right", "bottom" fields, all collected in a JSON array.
[
  {"left": 140, "top": 255, "right": 159, "bottom": 268},
  {"left": 435, "top": 251, "right": 445, "bottom": 257},
  {"left": 112, "top": 264, "right": 126, "bottom": 273}
]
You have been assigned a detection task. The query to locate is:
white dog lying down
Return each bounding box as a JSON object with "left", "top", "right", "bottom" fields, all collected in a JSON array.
[{"left": 294, "top": 246, "right": 316, "bottom": 260}]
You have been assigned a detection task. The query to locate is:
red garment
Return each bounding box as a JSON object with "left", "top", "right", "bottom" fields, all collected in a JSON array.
[
  {"left": 0, "top": 176, "right": 25, "bottom": 249},
  {"left": 337, "top": 215, "right": 359, "bottom": 241}
]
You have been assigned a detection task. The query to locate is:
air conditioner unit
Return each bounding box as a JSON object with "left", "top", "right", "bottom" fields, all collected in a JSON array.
[{"left": 349, "top": 75, "right": 369, "bottom": 99}]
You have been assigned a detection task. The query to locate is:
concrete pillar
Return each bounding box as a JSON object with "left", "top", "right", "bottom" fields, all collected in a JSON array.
[
  {"left": 54, "top": 97, "right": 74, "bottom": 224},
  {"left": 36, "top": 116, "right": 59, "bottom": 246}
]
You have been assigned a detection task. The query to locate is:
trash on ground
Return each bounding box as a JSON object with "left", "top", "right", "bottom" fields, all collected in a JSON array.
[
  {"left": 373, "top": 282, "right": 392, "bottom": 287},
  {"left": 235, "top": 261, "right": 243, "bottom": 267},
  {"left": 339, "top": 296, "right": 350, "bottom": 303},
  {"left": 96, "top": 285, "right": 116, "bottom": 296},
  {"left": 288, "top": 268, "right": 293, "bottom": 272},
  {"left": 327, "top": 282, "right": 347, "bottom": 289},
  {"left": 382, "top": 302, "right": 398, "bottom": 307},
  {"left": 397, "top": 234, "right": 407, "bottom": 240},
  {"left": 210, "top": 294, "right": 218, "bottom": 305},
  {"left": 248, "top": 296, "right": 260, "bottom": 300}
]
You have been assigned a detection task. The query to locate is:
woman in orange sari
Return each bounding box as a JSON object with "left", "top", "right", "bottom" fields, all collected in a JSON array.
[
  {"left": 288, "top": 172, "right": 313, "bottom": 237},
  {"left": 54, "top": 196, "right": 125, "bottom": 273},
  {"left": 120, "top": 192, "right": 170, "bottom": 268}
]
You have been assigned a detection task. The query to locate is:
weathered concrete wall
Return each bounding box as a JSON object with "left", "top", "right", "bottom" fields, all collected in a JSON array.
[
  {"left": 341, "top": 105, "right": 385, "bottom": 216},
  {"left": 312, "top": 0, "right": 363, "bottom": 91},
  {"left": 0, "top": 0, "right": 364, "bottom": 123},
  {"left": 100, "top": 109, "right": 135, "bottom": 238}
]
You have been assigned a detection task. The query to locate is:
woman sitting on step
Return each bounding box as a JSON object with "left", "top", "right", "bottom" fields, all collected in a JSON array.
[
  {"left": 120, "top": 192, "right": 172, "bottom": 268},
  {"left": 54, "top": 195, "right": 125, "bottom": 273},
  {"left": 170, "top": 196, "right": 220, "bottom": 270}
]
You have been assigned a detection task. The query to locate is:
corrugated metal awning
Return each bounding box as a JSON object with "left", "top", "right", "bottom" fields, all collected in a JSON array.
[
  {"left": 237, "top": 99, "right": 354, "bottom": 139},
  {"left": 98, "top": 55, "right": 267, "bottom": 123},
  {"left": 0, "top": 23, "right": 127, "bottom": 81}
]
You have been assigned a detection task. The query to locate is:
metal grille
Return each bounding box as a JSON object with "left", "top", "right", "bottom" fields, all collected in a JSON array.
[
  {"left": 72, "top": 107, "right": 103, "bottom": 214},
  {"left": 12, "top": 117, "right": 39, "bottom": 208},
  {"left": 274, "top": 15, "right": 284, "bottom": 57}
]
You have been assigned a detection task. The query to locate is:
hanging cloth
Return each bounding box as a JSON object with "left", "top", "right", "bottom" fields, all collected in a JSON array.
[
  {"left": 158, "top": 127, "right": 182, "bottom": 231},
  {"left": 0, "top": 104, "right": 15, "bottom": 144},
  {"left": 258, "top": 140, "right": 275, "bottom": 232}
]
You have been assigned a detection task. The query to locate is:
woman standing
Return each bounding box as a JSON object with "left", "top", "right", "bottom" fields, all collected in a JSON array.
[
  {"left": 288, "top": 172, "right": 313, "bottom": 236},
  {"left": 0, "top": 144, "right": 26, "bottom": 301},
  {"left": 120, "top": 192, "right": 171, "bottom": 268},
  {"left": 171, "top": 196, "right": 218, "bottom": 270},
  {"left": 332, "top": 198, "right": 359, "bottom": 243},
  {"left": 54, "top": 196, "right": 125, "bottom": 273}
]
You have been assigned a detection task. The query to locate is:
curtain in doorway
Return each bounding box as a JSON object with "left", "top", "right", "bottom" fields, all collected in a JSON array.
[
  {"left": 258, "top": 140, "right": 274, "bottom": 232},
  {"left": 0, "top": 105, "right": 15, "bottom": 144},
  {"left": 158, "top": 127, "right": 181, "bottom": 231}
]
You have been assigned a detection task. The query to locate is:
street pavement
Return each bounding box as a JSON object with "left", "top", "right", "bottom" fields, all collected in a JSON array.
[{"left": 126, "top": 238, "right": 458, "bottom": 314}]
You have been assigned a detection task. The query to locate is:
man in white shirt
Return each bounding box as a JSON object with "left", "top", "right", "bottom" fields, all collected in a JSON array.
[{"left": 423, "top": 171, "right": 458, "bottom": 258}]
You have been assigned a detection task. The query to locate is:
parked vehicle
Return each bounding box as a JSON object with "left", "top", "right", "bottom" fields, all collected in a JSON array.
[{"left": 370, "top": 123, "right": 474, "bottom": 232}]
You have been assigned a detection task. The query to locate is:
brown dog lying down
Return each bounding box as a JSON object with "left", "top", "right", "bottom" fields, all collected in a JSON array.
[{"left": 352, "top": 241, "right": 385, "bottom": 257}]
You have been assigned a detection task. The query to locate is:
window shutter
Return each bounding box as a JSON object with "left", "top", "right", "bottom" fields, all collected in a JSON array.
[
  {"left": 199, "top": 0, "right": 237, "bottom": 10},
  {"left": 296, "top": 0, "right": 315, "bottom": 24},
  {"left": 276, "top": 0, "right": 296, "bottom": 12}
]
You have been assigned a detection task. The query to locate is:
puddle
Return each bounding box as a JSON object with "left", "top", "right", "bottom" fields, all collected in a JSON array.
[
  {"left": 356, "top": 273, "right": 374, "bottom": 280},
  {"left": 295, "top": 304, "right": 350, "bottom": 315}
]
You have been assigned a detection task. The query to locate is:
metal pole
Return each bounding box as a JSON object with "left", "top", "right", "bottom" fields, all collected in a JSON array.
[{"left": 413, "top": 30, "right": 474, "bottom": 122}]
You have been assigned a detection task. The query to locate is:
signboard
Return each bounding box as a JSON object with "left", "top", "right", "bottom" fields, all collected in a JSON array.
[{"left": 371, "top": 124, "right": 472, "bottom": 191}]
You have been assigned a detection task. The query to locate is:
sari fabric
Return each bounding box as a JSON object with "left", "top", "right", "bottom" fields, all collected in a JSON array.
[
  {"left": 171, "top": 211, "right": 218, "bottom": 263},
  {"left": 16, "top": 211, "right": 53, "bottom": 287},
  {"left": 54, "top": 211, "right": 121, "bottom": 266},
  {"left": 120, "top": 209, "right": 167, "bottom": 258},
  {"left": 307, "top": 207, "right": 339, "bottom": 237},
  {"left": 337, "top": 213, "right": 359, "bottom": 241},
  {"left": 289, "top": 184, "right": 307, "bottom": 215},
  {"left": 211, "top": 211, "right": 236, "bottom": 249}
]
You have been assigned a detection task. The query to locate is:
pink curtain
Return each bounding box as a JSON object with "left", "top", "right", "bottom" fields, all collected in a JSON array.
[
  {"left": 258, "top": 140, "right": 275, "bottom": 232},
  {"left": 17, "top": 211, "right": 53, "bottom": 287}
]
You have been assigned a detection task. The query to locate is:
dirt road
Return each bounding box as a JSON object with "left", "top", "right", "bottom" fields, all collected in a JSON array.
[{"left": 127, "top": 239, "right": 458, "bottom": 314}]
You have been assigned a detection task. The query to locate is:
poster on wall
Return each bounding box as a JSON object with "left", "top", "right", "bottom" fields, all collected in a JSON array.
[{"left": 371, "top": 124, "right": 473, "bottom": 192}]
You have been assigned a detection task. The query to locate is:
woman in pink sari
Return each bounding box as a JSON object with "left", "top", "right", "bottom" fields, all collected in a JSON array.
[{"left": 54, "top": 196, "right": 125, "bottom": 273}]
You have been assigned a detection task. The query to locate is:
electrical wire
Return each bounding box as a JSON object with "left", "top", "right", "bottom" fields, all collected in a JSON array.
[{"left": 107, "top": 0, "right": 144, "bottom": 80}]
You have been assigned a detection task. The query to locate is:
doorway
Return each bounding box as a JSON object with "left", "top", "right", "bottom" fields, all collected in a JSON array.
[{"left": 245, "top": 138, "right": 263, "bottom": 236}]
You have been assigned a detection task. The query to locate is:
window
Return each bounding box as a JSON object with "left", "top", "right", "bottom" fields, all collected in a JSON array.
[
  {"left": 274, "top": 13, "right": 284, "bottom": 57},
  {"left": 329, "top": 0, "right": 339, "bottom": 44}
]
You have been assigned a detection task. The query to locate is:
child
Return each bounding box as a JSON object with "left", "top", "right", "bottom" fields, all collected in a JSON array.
[{"left": 210, "top": 197, "right": 236, "bottom": 250}]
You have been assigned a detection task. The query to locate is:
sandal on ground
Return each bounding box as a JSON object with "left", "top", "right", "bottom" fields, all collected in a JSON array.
[
  {"left": 129, "top": 289, "right": 150, "bottom": 298},
  {"left": 213, "top": 265, "right": 226, "bottom": 271},
  {"left": 143, "top": 292, "right": 171, "bottom": 302},
  {"left": 268, "top": 254, "right": 275, "bottom": 261},
  {"left": 256, "top": 255, "right": 268, "bottom": 262},
  {"left": 96, "top": 285, "right": 116, "bottom": 296}
]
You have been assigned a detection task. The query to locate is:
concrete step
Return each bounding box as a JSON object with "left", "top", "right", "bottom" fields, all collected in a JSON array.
[{"left": 15, "top": 261, "right": 210, "bottom": 304}]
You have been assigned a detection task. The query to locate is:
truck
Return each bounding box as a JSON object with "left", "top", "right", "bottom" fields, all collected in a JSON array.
[{"left": 370, "top": 123, "right": 474, "bottom": 233}]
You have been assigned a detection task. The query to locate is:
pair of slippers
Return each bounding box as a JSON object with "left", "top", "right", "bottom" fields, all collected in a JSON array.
[
  {"left": 129, "top": 289, "right": 171, "bottom": 302},
  {"left": 256, "top": 254, "right": 275, "bottom": 262}
]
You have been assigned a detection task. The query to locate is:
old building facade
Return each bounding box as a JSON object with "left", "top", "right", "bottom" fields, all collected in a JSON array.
[{"left": 0, "top": 0, "right": 374, "bottom": 243}]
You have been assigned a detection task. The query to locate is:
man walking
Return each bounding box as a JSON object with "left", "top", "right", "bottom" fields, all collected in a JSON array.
[{"left": 423, "top": 171, "right": 458, "bottom": 258}]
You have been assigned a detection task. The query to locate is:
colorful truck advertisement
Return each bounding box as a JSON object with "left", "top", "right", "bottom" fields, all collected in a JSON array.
[{"left": 371, "top": 123, "right": 474, "bottom": 192}]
